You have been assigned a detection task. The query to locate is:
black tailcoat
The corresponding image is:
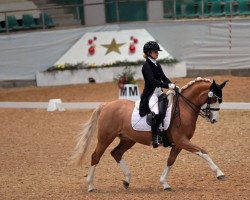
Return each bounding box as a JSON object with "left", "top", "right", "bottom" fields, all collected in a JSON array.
[{"left": 139, "top": 58, "right": 171, "bottom": 117}]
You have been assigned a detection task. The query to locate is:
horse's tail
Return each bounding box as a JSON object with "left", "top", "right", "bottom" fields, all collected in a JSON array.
[{"left": 70, "top": 103, "right": 104, "bottom": 166}]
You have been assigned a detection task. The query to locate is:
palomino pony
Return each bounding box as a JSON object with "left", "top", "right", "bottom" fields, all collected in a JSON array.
[{"left": 71, "top": 77, "right": 228, "bottom": 192}]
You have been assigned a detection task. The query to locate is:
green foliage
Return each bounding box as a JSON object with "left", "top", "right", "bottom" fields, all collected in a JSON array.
[{"left": 46, "top": 58, "right": 178, "bottom": 72}]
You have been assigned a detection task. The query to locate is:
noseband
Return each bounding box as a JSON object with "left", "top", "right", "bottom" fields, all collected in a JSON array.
[{"left": 201, "top": 91, "right": 221, "bottom": 119}]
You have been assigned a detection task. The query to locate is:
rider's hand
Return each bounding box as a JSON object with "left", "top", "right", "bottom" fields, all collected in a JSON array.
[
  {"left": 169, "top": 83, "right": 180, "bottom": 93},
  {"left": 168, "top": 83, "right": 175, "bottom": 89}
]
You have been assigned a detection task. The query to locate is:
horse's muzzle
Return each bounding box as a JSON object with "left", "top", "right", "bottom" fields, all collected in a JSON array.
[{"left": 211, "top": 119, "right": 217, "bottom": 124}]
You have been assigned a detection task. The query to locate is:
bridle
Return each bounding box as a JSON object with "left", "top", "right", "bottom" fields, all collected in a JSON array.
[
  {"left": 200, "top": 91, "right": 221, "bottom": 120},
  {"left": 172, "top": 89, "right": 221, "bottom": 125}
]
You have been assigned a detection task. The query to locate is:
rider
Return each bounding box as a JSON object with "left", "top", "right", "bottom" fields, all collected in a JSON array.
[{"left": 139, "top": 41, "right": 176, "bottom": 148}]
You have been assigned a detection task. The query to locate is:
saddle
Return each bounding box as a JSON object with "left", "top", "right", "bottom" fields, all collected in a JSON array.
[
  {"left": 132, "top": 91, "right": 174, "bottom": 132},
  {"left": 132, "top": 91, "right": 175, "bottom": 147}
]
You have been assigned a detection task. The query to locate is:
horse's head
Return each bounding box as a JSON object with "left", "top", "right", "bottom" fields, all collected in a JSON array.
[{"left": 201, "top": 79, "right": 229, "bottom": 123}]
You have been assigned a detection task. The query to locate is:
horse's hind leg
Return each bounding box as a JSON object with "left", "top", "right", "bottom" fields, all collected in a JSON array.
[
  {"left": 111, "top": 136, "right": 136, "bottom": 189},
  {"left": 177, "top": 139, "right": 225, "bottom": 180},
  {"left": 87, "top": 139, "right": 114, "bottom": 192},
  {"left": 160, "top": 146, "right": 182, "bottom": 190}
]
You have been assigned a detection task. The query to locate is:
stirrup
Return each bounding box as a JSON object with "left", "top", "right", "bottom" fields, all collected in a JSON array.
[
  {"left": 152, "top": 136, "right": 163, "bottom": 148},
  {"left": 159, "top": 132, "right": 175, "bottom": 148}
]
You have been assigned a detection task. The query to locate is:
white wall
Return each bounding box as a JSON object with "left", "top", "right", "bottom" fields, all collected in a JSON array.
[
  {"left": 148, "top": 0, "right": 164, "bottom": 21},
  {"left": 84, "top": 0, "right": 105, "bottom": 26}
]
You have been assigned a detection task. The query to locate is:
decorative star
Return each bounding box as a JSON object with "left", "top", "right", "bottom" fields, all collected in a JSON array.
[{"left": 101, "top": 38, "right": 125, "bottom": 55}]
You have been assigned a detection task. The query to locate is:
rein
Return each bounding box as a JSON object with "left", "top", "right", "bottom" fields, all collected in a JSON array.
[
  {"left": 178, "top": 92, "right": 209, "bottom": 118},
  {"left": 172, "top": 91, "right": 218, "bottom": 127}
]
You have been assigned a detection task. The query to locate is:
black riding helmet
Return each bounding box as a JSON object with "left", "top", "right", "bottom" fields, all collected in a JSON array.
[{"left": 143, "top": 41, "right": 162, "bottom": 55}]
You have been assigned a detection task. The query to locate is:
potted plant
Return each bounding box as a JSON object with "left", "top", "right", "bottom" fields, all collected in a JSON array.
[
  {"left": 114, "top": 67, "right": 140, "bottom": 101},
  {"left": 115, "top": 67, "right": 136, "bottom": 89}
]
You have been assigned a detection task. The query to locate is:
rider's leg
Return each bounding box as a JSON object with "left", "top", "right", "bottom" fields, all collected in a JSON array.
[
  {"left": 151, "top": 113, "right": 161, "bottom": 148},
  {"left": 157, "top": 93, "right": 172, "bottom": 146},
  {"left": 149, "top": 93, "right": 159, "bottom": 115},
  {"left": 149, "top": 94, "right": 161, "bottom": 148},
  {"left": 158, "top": 93, "right": 168, "bottom": 123}
]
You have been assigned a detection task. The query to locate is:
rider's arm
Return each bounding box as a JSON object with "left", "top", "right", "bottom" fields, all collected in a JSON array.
[
  {"left": 158, "top": 64, "right": 172, "bottom": 85},
  {"left": 142, "top": 63, "right": 169, "bottom": 88}
]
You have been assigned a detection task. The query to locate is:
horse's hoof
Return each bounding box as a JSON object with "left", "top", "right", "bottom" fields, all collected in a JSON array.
[
  {"left": 123, "top": 180, "right": 129, "bottom": 189},
  {"left": 217, "top": 175, "right": 226, "bottom": 181},
  {"left": 164, "top": 187, "right": 172, "bottom": 191},
  {"left": 88, "top": 187, "right": 96, "bottom": 192}
]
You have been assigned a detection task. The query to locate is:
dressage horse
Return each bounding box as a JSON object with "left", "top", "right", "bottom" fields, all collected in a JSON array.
[{"left": 71, "top": 77, "right": 228, "bottom": 192}]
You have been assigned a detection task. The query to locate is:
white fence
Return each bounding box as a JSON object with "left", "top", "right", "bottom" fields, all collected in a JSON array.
[{"left": 0, "top": 102, "right": 249, "bottom": 110}]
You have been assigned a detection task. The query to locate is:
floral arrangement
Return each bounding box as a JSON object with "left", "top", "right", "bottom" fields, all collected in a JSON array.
[
  {"left": 114, "top": 67, "right": 136, "bottom": 89},
  {"left": 46, "top": 58, "right": 178, "bottom": 72}
]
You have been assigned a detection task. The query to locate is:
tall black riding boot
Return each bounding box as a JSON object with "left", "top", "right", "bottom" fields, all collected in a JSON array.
[{"left": 151, "top": 114, "right": 162, "bottom": 148}]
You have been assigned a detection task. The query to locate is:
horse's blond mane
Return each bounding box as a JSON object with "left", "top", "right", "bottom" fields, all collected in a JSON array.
[{"left": 180, "top": 77, "right": 212, "bottom": 92}]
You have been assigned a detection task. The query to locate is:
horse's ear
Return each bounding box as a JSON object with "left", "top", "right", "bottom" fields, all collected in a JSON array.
[
  {"left": 212, "top": 80, "right": 216, "bottom": 87},
  {"left": 220, "top": 80, "right": 229, "bottom": 89}
]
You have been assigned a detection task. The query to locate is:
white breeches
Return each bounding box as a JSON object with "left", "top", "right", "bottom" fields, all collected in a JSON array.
[{"left": 148, "top": 88, "right": 162, "bottom": 114}]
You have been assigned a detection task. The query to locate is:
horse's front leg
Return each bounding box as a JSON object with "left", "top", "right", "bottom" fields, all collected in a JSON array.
[
  {"left": 179, "top": 140, "right": 225, "bottom": 180},
  {"left": 195, "top": 151, "right": 225, "bottom": 180},
  {"left": 160, "top": 147, "right": 182, "bottom": 190}
]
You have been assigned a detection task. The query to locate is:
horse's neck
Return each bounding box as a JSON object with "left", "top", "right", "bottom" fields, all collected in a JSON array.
[{"left": 181, "top": 82, "right": 210, "bottom": 109}]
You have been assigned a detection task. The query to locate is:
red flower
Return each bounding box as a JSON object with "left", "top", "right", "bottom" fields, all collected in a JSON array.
[{"left": 118, "top": 78, "right": 125, "bottom": 89}]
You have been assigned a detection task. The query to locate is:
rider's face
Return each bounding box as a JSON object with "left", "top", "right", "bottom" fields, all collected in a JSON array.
[{"left": 150, "top": 51, "right": 159, "bottom": 60}]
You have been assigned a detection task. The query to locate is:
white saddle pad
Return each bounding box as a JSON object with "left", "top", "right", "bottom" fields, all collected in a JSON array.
[{"left": 131, "top": 102, "right": 173, "bottom": 131}]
